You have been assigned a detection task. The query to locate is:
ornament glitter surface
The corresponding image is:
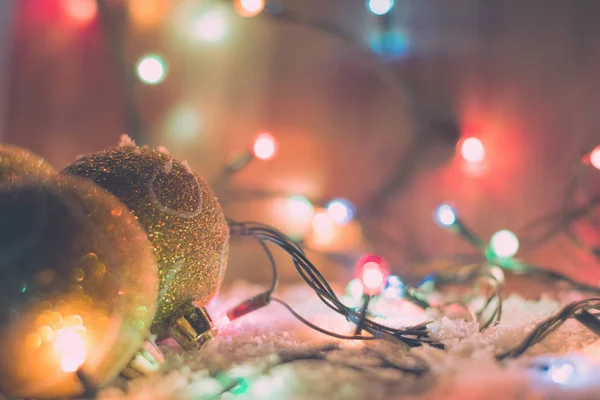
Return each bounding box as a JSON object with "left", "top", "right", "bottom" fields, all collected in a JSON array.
[
  {"left": 0, "top": 176, "right": 158, "bottom": 398},
  {"left": 64, "top": 146, "right": 229, "bottom": 336},
  {"left": 0, "top": 144, "right": 56, "bottom": 186}
]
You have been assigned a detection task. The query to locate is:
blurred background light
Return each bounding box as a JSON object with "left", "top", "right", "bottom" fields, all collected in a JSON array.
[
  {"left": 191, "top": 6, "right": 229, "bottom": 43},
  {"left": 136, "top": 54, "right": 167, "bottom": 85},
  {"left": 326, "top": 198, "right": 355, "bottom": 225},
  {"left": 460, "top": 137, "right": 486, "bottom": 163},
  {"left": 64, "top": 0, "right": 97, "bottom": 24},
  {"left": 286, "top": 195, "right": 314, "bottom": 222},
  {"left": 128, "top": 0, "right": 167, "bottom": 29},
  {"left": 164, "top": 104, "right": 202, "bottom": 142},
  {"left": 234, "top": 0, "right": 265, "bottom": 18},
  {"left": 253, "top": 133, "right": 277, "bottom": 160},
  {"left": 367, "top": 0, "right": 394, "bottom": 16}
]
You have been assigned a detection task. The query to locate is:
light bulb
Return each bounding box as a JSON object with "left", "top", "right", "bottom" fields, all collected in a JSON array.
[
  {"left": 461, "top": 137, "right": 485, "bottom": 163},
  {"left": 434, "top": 204, "right": 457, "bottom": 227},
  {"left": 367, "top": 0, "right": 394, "bottom": 16},
  {"left": 326, "top": 198, "right": 355, "bottom": 225},
  {"left": 235, "top": 0, "right": 265, "bottom": 17},
  {"left": 549, "top": 363, "right": 575, "bottom": 384},
  {"left": 64, "top": 0, "right": 97, "bottom": 24},
  {"left": 136, "top": 54, "right": 167, "bottom": 85},
  {"left": 590, "top": 145, "right": 600, "bottom": 170},
  {"left": 490, "top": 229, "right": 519, "bottom": 258},
  {"left": 253, "top": 133, "right": 277, "bottom": 160},
  {"left": 354, "top": 255, "right": 390, "bottom": 296}
]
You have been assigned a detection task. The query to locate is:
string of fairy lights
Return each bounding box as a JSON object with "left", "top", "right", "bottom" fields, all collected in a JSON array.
[{"left": 48, "top": 0, "right": 600, "bottom": 396}]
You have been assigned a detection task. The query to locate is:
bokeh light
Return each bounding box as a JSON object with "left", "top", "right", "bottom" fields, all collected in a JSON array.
[
  {"left": 434, "top": 204, "right": 457, "bottom": 227},
  {"left": 383, "top": 275, "right": 405, "bottom": 299},
  {"left": 326, "top": 198, "right": 355, "bottom": 225},
  {"left": 490, "top": 230, "right": 520, "bottom": 258},
  {"left": 590, "top": 145, "right": 600, "bottom": 170},
  {"left": 355, "top": 255, "right": 390, "bottom": 296},
  {"left": 461, "top": 137, "right": 486, "bottom": 163},
  {"left": 54, "top": 328, "right": 86, "bottom": 373},
  {"left": 128, "top": 0, "right": 167, "bottom": 29},
  {"left": 136, "top": 54, "right": 167, "bottom": 85},
  {"left": 549, "top": 363, "right": 575, "bottom": 385},
  {"left": 286, "top": 195, "right": 314, "bottom": 222},
  {"left": 64, "top": 0, "right": 97, "bottom": 24},
  {"left": 235, "top": 0, "right": 265, "bottom": 17},
  {"left": 253, "top": 133, "right": 277, "bottom": 160},
  {"left": 346, "top": 278, "right": 364, "bottom": 300},
  {"left": 191, "top": 7, "right": 229, "bottom": 43},
  {"left": 164, "top": 104, "right": 202, "bottom": 142},
  {"left": 311, "top": 211, "right": 335, "bottom": 244},
  {"left": 367, "top": 0, "right": 394, "bottom": 15}
]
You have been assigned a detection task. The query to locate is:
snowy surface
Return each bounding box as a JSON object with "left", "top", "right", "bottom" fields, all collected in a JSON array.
[{"left": 99, "top": 283, "right": 600, "bottom": 400}]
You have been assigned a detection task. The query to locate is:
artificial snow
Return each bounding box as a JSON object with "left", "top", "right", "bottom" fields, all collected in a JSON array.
[{"left": 98, "top": 283, "right": 600, "bottom": 400}]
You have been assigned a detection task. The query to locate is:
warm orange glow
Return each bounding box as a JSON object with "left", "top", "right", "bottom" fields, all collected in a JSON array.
[
  {"left": 64, "top": 0, "right": 97, "bottom": 24},
  {"left": 234, "top": 0, "right": 265, "bottom": 17},
  {"left": 128, "top": 0, "right": 167, "bottom": 29},
  {"left": 253, "top": 133, "right": 277, "bottom": 160},
  {"left": 591, "top": 145, "right": 600, "bottom": 170},
  {"left": 55, "top": 328, "right": 87, "bottom": 373}
]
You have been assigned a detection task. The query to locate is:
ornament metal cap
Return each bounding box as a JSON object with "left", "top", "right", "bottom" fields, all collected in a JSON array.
[
  {"left": 121, "top": 338, "right": 165, "bottom": 380},
  {"left": 169, "top": 306, "right": 217, "bottom": 349}
]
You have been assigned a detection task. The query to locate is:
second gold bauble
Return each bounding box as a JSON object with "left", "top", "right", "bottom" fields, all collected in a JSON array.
[
  {"left": 64, "top": 145, "right": 229, "bottom": 345},
  {"left": 0, "top": 144, "right": 55, "bottom": 186}
]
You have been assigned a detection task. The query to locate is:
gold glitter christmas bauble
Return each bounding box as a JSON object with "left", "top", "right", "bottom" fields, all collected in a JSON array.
[
  {"left": 0, "top": 144, "right": 56, "bottom": 186},
  {"left": 0, "top": 175, "right": 158, "bottom": 399},
  {"left": 64, "top": 145, "right": 229, "bottom": 339}
]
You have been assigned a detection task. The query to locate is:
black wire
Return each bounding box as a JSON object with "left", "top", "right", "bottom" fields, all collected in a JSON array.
[
  {"left": 496, "top": 298, "right": 600, "bottom": 360},
  {"left": 228, "top": 220, "right": 441, "bottom": 348},
  {"left": 271, "top": 297, "right": 376, "bottom": 341}
]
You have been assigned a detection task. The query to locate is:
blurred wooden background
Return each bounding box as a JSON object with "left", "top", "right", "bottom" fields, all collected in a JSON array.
[{"left": 3, "top": 0, "right": 600, "bottom": 288}]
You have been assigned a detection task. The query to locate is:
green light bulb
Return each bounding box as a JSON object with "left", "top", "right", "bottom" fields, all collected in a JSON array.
[{"left": 490, "top": 230, "right": 519, "bottom": 258}]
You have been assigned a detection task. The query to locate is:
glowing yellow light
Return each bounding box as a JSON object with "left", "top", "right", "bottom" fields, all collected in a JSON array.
[
  {"left": 55, "top": 328, "right": 86, "bottom": 373},
  {"left": 64, "top": 0, "right": 97, "bottom": 24},
  {"left": 591, "top": 145, "right": 600, "bottom": 170},
  {"left": 460, "top": 137, "right": 485, "bottom": 163},
  {"left": 253, "top": 133, "right": 277, "bottom": 160},
  {"left": 136, "top": 54, "right": 167, "bottom": 85},
  {"left": 192, "top": 8, "right": 229, "bottom": 43},
  {"left": 235, "top": 0, "right": 265, "bottom": 17}
]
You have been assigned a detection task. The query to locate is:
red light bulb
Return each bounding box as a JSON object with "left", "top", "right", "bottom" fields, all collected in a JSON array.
[
  {"left": 590, "top": 145, "right": 600, "bottom": 170},
  {"left": 460, "top": 137, "right": 485, "bottom": 163},
  {"left": 354, "top": 254, "right": 390, "bottom": 296}
]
